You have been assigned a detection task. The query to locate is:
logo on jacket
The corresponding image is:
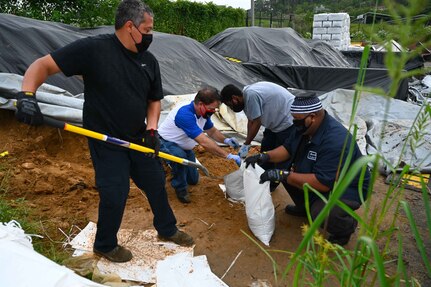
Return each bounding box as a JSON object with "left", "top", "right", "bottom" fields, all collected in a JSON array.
[{"left": 307, "top": 151, "right": 317, "bottom": 161}]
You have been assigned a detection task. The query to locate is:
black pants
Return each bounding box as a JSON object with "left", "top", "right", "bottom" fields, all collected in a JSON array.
[
  {"left": 88, "top": 139, "right": 177, "bottom": 252},
  {"left": 260, "top": 126, "right": 294, "bottom": 170},
  {"left": 285, "top": 183, "right": 361, "bottom": 238},
  {"left": 260, "top": 126, "right": 294, "bottom": 190}
]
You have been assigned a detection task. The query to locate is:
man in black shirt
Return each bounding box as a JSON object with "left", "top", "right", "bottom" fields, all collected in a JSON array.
[{"left": 16, "top": 0, "right": 193, "bottom": 263}]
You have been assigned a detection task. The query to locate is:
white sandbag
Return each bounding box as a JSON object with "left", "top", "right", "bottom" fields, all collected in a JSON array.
[
  {"left": 223, "top": 164, "right": 245, "bottom": 202},
  {"left": 243, "top": 165, "right": 275, "bottom": 246}
]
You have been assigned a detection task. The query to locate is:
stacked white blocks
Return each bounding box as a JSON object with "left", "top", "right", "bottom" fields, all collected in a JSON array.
[{"left": 312, "top": 13, "right": 351, "bottom": 50}]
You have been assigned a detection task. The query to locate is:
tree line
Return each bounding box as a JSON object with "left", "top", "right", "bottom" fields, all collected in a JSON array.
[{"left": 1, "top": 0, "right": 429, "bottom": 42}]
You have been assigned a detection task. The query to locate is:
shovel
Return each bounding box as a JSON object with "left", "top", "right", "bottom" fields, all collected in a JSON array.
[{"left": 43, "top": 117, "right": 210, "bottom": 176}]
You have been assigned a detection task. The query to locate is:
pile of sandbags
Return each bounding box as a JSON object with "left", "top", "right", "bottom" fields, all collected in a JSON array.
[{"left": 312, "top": 13, "right": 351, "bottom": 50}]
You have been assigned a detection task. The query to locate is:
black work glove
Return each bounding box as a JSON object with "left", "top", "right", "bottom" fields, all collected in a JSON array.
[
  {"left": 143, "top": 129, "right": 160, "bottom": 158},
  {"left": 244, "top": 153, "right": 270, "bottom": 168},
  {"left": 15, "top": 91, "right": 44, "bottom": 126},
  {"left": 260, "top": 169, "right": 290, "bottom": 184}
]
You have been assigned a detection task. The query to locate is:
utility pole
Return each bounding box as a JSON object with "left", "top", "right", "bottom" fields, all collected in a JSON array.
[{"left": 251, "top": 0, "right": 255, "bottom": 26}]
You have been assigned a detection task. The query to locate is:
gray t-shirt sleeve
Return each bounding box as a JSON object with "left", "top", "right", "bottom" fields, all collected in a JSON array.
[{"left": 244, "top": 90, "right": 263, "bottom": 120}]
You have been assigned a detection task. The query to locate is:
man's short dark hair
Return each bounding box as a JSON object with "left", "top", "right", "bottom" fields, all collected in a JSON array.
[
  {"left": 220, "top": 84, "right": 242, "bottom": 103},
  {"left": 194, "top": 86, "right": 220, "bottom": 105},
  {"left": 115, "top": 0, "right": 153, "bottom": 30}
]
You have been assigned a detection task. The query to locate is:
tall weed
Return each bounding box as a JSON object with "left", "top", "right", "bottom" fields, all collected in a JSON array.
[{"left": 251, "top": 0, "right": 431, "bottom": 285}]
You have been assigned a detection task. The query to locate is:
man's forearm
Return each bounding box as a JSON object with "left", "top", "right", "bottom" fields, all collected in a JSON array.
[
  {"left": 244, "top": 118, "right": 261, "bottom": 145},
  {"left": 195, "top": 133, "right": 228, "bottom": 158},
  {"left": 286, "top": 172, "right": 330, "bottom": 192},
  {"left": 146, "top": 100, "right": 161, "bottom": 129},
  {"left": 207, "top": 127, "right": 225, "bottom": 143}
]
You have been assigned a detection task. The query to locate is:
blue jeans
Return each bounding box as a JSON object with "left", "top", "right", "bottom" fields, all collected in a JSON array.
[{"left": 160, "top": 139, "right": 199, "bottom": 197}]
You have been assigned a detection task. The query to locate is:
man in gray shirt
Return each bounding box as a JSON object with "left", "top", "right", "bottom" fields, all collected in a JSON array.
[{"left": 221, "top": 82, "right": 295, "bottom": 183}]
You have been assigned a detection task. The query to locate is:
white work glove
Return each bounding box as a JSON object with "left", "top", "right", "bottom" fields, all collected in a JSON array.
[
  {"left": 238, "top": 144, "right": 250, "bottom": 158},
  {"left": 224, "top": 137, "right": 240, "bottom": 149},
  {"left": 226, "top": 153, "right": 241, "bottom": 166}
]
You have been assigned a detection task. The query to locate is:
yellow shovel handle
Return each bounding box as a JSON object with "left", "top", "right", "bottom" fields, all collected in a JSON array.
[{"left": 43, "top": 116, "right": 209, "bottom": 175}]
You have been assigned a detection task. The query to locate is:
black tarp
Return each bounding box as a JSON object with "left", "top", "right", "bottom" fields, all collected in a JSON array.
[
  {"left": 243, "top": 63, "right": 408, "bottom": 99},
  {"left": 0, "top": 14, "right": 87, "bottom": 94},
  {"left": 0, "top": 13, "right": 262, "bottom": 95},
  {"left": 149, "top": 32, "right": 262, "bottom": 95},
  {"left": 341, "top": 50, "right": 424, "bottom": 71},
  {"left": 205, "top": 27, "right": 412, "bottom": 99},
  {"left": 204, "top": 27, "right": 351, "bottom": 67}
]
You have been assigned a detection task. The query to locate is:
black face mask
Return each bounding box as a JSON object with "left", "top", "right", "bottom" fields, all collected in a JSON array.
[
  {"left": 135, "top": 33, "right": 153, "bottom": 53},
  {"left": 231, "top": 104, "right": 243, "bottom": 112},
  {"left": 131, "top": 25, "right": 153, "bottom": 53},
  {"left": 203, "top": 111, "right": 214, "bottom": 119},
  {"left": 293, "top": 115, "right": 311, "bottom": 134}
]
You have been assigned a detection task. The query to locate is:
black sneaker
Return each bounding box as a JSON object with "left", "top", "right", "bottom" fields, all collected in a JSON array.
[
  {"left": 158, "top": 230, "right": 194, "bottom": 247},
  {"left": 284, "top": 204, "right": 307, "bottom": 217},
  {"left": 328, "top": 234, "right": 351, "bottom": 246},
  {"left": 176, "top": 189, "right": 191, "bottom": 203},
  {"left": 93, "top": 245, "right": 133, "bottom": 263}
]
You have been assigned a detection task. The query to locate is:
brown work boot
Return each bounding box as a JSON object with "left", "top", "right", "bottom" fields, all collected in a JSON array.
[
  {"left": 93, "top": 245, "right": 133, "bottom": 263},
  {"left": 158, "top": 230, "right": 194, "bottom": 247}
]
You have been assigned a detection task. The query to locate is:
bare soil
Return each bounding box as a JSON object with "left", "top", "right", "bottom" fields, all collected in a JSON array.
[{"left": 0, "top": 109, "right": 429, "bottom": 286}]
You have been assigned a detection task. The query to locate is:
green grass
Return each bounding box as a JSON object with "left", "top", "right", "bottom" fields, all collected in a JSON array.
[{"left": 0, "top": 162, "right": 70, "bottom": 264}]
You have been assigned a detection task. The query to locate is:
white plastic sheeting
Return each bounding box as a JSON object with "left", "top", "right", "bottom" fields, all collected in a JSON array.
[
  {"left": 321, "top": 89, "right": 431, "bottom": 174},
  {"left": 156, "top": 253, "right": 228, "bottom": 287},
  {"left": 0, "top": 73, "right": 83, "bottom": 125},
  {"left": 0, "top": 221, "right": 105, "bottom": 287},
  {"left": 70, "top": 222, "right": 194, "bottom": 284}
]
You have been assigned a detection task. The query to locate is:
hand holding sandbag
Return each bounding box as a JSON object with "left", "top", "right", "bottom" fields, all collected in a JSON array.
[
  {"left": 244, "top": 153, "right": 269, "bottom": 168},
  {"left": 260, "top": 169, "right": 289, "bottom": 184}
]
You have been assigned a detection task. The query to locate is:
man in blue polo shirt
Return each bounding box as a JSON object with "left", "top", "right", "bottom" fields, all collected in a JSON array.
[
  {"left": 244, "top": 95, "right": 370, "bottom": 245},
  {"left": 159, "top": 86, "right": 241, "bottom": 203}
]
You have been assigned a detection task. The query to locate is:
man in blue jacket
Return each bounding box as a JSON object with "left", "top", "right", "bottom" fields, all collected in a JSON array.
[{"left": 245, "top": 95, "right": 370, "bottom": 245}]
